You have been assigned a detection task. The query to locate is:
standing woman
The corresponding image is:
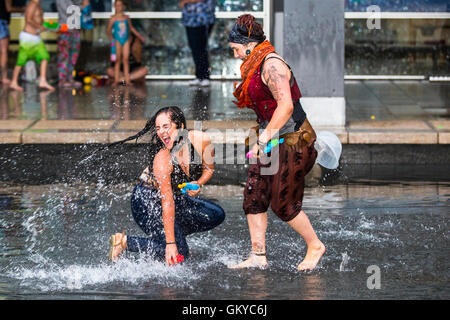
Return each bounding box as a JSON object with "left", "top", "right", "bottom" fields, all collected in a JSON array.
[
  {"left": 227, "top": 14, "right": 325, "bottom": 271},
  {"left": 56, "top": 0, "right": 82, "bottom": 88},
  {"left": 108, "top": 106, "right": 225, "bottom": 265},
  {"left": 180, "top": 0, "right": 215, "bottom": 87}
]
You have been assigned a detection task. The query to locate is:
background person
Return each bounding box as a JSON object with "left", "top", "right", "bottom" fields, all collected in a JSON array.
[
  {"left": 106, "top": 0, "right": 145, "bottom": 86},
  {"left": 9, "top": 0, "right": 54, "bottom": 91},
  {"left": 180, "top": 0, "right": 215, "bottom": 87},
  {"left": 56, "top": 0, "right": 82, "bottom": 88},
  {"left": 106, "top": 33, "right": 147, "bottom": 84},
  {"left": 0, "top": 0, "right": 26, "bottom": 85}
]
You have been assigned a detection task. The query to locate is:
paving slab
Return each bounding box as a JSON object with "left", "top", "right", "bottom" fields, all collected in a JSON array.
[
  {"left": 349, "top": 131, "right": 437, "bottom": 144},
  {"left": 0, "top": 132, "right": 22, "bottom": 143},
  {"left": 115, "top": 120, "right": 148, "bottom": 131},
  {"left": 348, "top": 120, "right": 432, "bottom": 130},
  {"left": 0, "top": 120, "right": 35, "bottom": 131},
  {"left": 438, "top": 132, "right": 450, "bottom": 144},
  {"left": 429, "top": 120, "right": 450, "bottom": 131},
  {"left": 22, "top": 132, "right": 109, "bottom": 144},
  {"left": 30, "top": 120, "right": 115, "bottom": 131}
]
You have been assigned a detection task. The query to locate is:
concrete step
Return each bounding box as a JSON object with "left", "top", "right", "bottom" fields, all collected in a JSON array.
[{"left": 1, "top": 119, "right": 449, "bottom": 144}]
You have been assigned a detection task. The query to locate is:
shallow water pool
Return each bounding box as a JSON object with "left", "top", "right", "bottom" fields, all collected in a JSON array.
[{"left": 0, "top": 180, "right": 448, "bottom": 300}]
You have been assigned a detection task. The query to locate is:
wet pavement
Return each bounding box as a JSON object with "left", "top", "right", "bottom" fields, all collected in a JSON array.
[{"left": 0, "top": 80, "right": 449, "bottom": 144}]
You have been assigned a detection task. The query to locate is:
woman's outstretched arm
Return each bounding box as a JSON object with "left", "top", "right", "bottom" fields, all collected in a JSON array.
[
  {"left": 186, "top": 131, "right": 215, "bottom": 197},
  {"left": 258, "top": 56, "right": 294, "bottom": 144},
  {"left": 153, "top": 149, "right": 178, "bottom": 265}
]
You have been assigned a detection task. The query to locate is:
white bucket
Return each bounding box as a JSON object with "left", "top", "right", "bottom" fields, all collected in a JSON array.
[{"left": 314, "top": 131, "right": 342, "bottom": 169}]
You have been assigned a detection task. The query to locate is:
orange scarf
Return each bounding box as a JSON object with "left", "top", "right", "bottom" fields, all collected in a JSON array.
[{"left": 233, "top": 40, "right": 276, "bottom": 109}]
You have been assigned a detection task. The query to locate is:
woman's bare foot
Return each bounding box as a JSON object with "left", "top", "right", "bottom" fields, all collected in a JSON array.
[
  {"left": 228, "top": 252, "right": 268, "bottom": 269},
  {"left": 9, "top": 82, "right": 23, "bottom": 91},
  {"left": 38, "top": 80, "right": 55, "bottom": 91},
  {"left": 297, "top": 240, "right": 325, "bottom": 271},
  {"left": 109, "top": 232, "right": 127, "bottom": 261},
  {"left": 1, "top": 78, "right": 11, "bottom": 85}
]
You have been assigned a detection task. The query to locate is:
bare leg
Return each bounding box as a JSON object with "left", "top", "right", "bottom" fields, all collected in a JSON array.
[
  {"left": 122, "top": 40, "right": 131, "bottom": 85},
  {"left": 108, "top": 67, "right": 147, "bottom": 83},
  {"left": 114, "top": 41, "right": 122, "bottom": 85},
  {"left": 38, "top": 60, "right": 55, "bottom": 91},
  {"left": 129, "top": 67, "right": 147, "bottom": 83},
  {"left": 0, "top": 38, "right": 10, "bottom": 84},
  {"left": 39, "top": 90, "right": 52, "bottom": 119},
  {"left": 9, "top": 65, "right": 23, "bottom": 91},
  {"left": 287, "top": 210, "right": 325, "bottom": 271},
  {"left": 228, "top": 212, "right": 268, "bottom": 269}
]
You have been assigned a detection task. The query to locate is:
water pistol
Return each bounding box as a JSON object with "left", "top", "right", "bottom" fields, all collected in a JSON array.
[
  {"left": 43, "top": 21, "right": 68, "bottom": 32},
  {"left": 178, "top": 182, "right": 200, "bottom": 194},
  {"left": 246, "top": 138, "right": 285, "bottom": 159}
]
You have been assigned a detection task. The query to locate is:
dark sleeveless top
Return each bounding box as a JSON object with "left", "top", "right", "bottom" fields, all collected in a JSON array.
[
  {"left": 139, "top": 138, "right": 203, "bottom": 194},
  {"left": 170, "top": 142, "right": 203, "bottom": 193},
  {"left": 247, "top": 55, "right": 306, "bottom": 133}
]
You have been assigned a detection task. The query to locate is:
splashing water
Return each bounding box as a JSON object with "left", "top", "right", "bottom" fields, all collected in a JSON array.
[
  {"left": 6, "top": 255, "right": 200, "bottom": 292},
  {"left": 339, "top": 252, "right": 349, "bottom": 272},
  {"left": 1, "top": 180, "right": 449, "bottom": 299}
]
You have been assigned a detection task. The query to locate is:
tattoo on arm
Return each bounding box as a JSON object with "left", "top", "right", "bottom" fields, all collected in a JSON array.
[{"left": 263, "top": 64, "right": 288, "bottom": 101}]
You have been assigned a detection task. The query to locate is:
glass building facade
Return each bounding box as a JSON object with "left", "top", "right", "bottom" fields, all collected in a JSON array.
[
  {"left": 345, "top": 0, "right": 450, "bottom": 76},
  {"left": 8, "top": 0, "right": 450, "bottom": 78}
]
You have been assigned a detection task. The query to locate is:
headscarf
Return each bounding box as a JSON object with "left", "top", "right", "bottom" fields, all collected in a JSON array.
[{"left": 228, "top": 22, "right": 266, "bottom": 44}]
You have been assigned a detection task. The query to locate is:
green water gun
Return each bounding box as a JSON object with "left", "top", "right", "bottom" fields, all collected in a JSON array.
[{"left": 43, "top": 21, "right": 68, "bottom": 32}]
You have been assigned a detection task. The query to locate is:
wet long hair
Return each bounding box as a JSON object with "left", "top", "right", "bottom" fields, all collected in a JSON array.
[{"left": 108, "top": 106, "right": 188, "bottom": 165}]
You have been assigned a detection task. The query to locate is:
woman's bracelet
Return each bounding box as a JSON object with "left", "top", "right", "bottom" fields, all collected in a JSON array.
[{"left": 166, "top": 242, "right": 176, "bottom": 245}]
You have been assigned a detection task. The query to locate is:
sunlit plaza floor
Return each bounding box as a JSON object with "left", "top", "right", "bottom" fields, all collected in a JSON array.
[{"left": 0, "top": 80, "right": 449, "bottom": 144}]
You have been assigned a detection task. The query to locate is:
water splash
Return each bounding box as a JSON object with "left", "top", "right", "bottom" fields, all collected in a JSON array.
[
  {"left": 339, "top": 252, "right": 349, "bottom": 271},
  {"left": 6, "top": 255, "right": 200, "bottom": 292}
]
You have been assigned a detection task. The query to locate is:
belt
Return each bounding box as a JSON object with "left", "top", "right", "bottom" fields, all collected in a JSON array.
[
  {"left": 245, "top": 118, "right": 316, "bottom": 148},
  {"left": 281, "top": 118, "right": 316, "bottom": 148}
]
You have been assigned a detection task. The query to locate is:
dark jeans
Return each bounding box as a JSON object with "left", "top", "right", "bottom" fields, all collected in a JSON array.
[
  {"left": 185, "top": 24, "right": 214, "bottom": 80},
  {"left": 127, "top": 184, "right": 225, "bottom": 260}
]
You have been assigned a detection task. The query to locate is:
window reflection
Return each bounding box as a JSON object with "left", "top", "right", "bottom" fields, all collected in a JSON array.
[
  {"left": 212, "top": 0, "right": 264, "bottom": 12},
  {"left": 127, "top": 0, "right": 263, "bottom": 12},
  {"left": 37, "top": 0, "right": 111, "bottom": 12},
  {"left": 345, "top": 0, "right": 450, "bottom": 12},
  {"left": 80, "top": 19, "right": 243, "bottom": 76},
  {"left": 345, "top": 19, "right": 450, "bottom": 75}
]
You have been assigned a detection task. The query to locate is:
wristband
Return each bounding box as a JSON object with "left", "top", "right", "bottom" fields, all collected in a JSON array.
[{"left": 166, "top": 242, "right": 176, "bottom": 245}]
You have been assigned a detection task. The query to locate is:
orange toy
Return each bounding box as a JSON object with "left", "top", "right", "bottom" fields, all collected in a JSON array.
[{"left": 60, "top": 24, "right": 69, "bottom": 32}]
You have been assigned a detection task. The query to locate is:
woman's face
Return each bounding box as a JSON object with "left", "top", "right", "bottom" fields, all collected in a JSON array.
[
  {"left": 155, "top": 112, "right": 181, "bottom": 150},
  {"left": 229, "top": 42, "right": 248, "bottom": 60}
]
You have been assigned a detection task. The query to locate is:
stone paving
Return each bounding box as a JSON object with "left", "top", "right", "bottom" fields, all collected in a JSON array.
[{"left": 0, "top": 80, "right": 449, "bottom": 145}]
